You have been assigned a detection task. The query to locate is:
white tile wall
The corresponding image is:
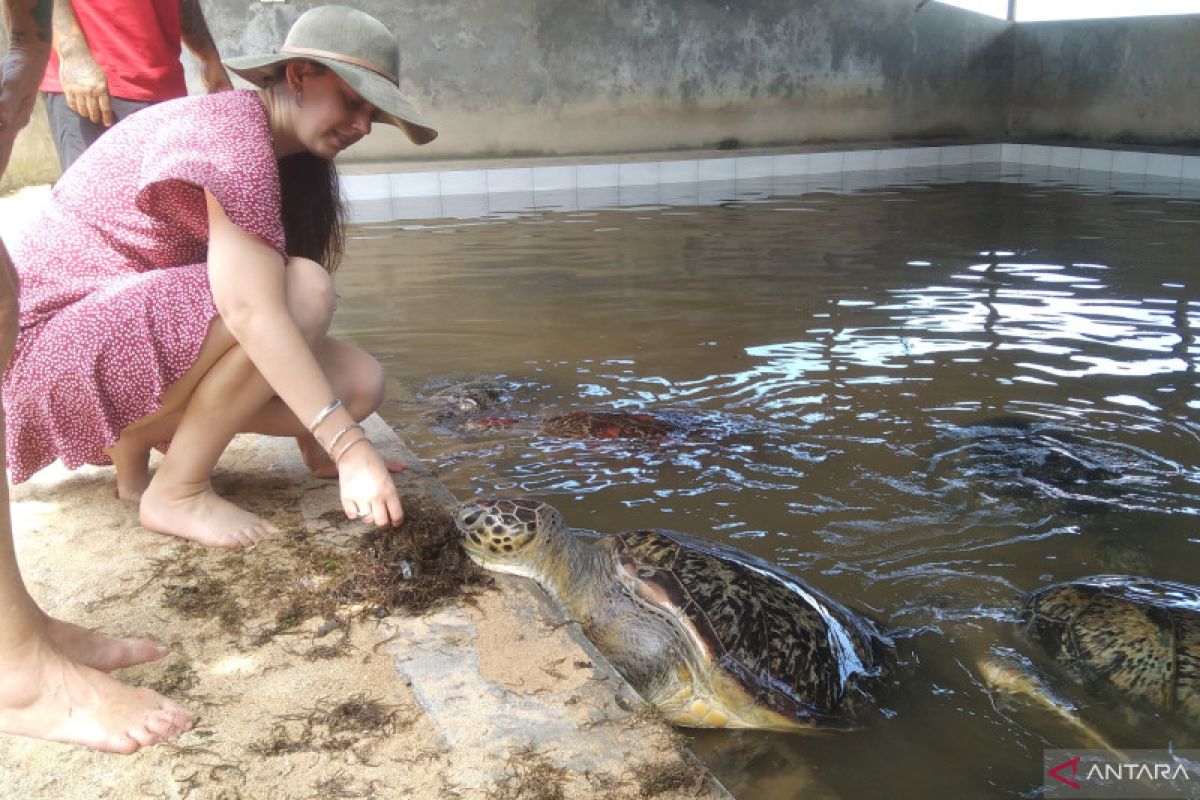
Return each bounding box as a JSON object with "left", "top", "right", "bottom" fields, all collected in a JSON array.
[
  {"left": 487, "top": 168, "right": 534, "bottom": 194},
  {"left": 774, "top": 153, "right": 810, "bottom": 175},
  {"left": 618, "top": 162, "right": 660, "bottom": 187},
  {"left": 1049, "top": 147, "right": 1081, "bottom": 169},
  {"left": 1145, "top": 154, "right": 1183, "bottom": 179},
  {"left": 876, "top": 149, "right": 908, "bottom": 170},
  {"left": 659, "top": 160, "right": 699, "bottom": 184},
  {"left": 1111, "top": 151, "right": 1149, "bottom": 175},
  {"left": 939, "top": 146, "right": 974, "bottom": 167},
  {"left": 808, "top": 152, "right": 845, "bottom": 174},
  {"left": 697, "top": 158, "right": 736, "bottom": 182},
  {"left": 342, "top": 144, "right": 1200, "bottom": 221},
  {"left": 577, "top": 164, "right": 619, "bottom": 189},
  {"left": 735, "top": 156, "right": 775, "bottom": 180},
  {"left": 532, "top": 166, "right": 576, "bottom": 192},
  {"left": 843, "top": 149, "right": 878, "bottom": 172},
  {"left": 1079, "top": 149, "right": 1114, "bottom": 172}
]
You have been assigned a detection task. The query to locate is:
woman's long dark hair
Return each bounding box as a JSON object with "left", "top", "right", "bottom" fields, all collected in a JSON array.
[
  {"left": 278, "top": 151, "right": 345, "bottom": 273},
  {"left": 268, "top": 62, "right": 346, "bottom": 273}
]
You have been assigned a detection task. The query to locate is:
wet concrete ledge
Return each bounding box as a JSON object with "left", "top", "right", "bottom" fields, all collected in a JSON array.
[{"left": 1, "top": 413, "right": 732, "bottom": 799}]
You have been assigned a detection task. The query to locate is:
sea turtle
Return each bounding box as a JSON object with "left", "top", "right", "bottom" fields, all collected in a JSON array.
[
  {"left": 467, "top": 409, "right": 685, "bottom": 440},
  {"left": 420, "top": 379, "right": 705, "bottom": 442},
  {"left": 979, "top": 575, "right": 1200, "bottom": 749},
  {"left": 455, "top": 497, "right": 895, "bottom": 731}
]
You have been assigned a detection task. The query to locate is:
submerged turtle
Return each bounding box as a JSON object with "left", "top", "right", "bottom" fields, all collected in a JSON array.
[
  {"left": 421, "top": 379, "right": 706, "bottom": 442},
  {"left": 467, "top": 409, "right": 685, "bottom": 440},
  {"left": 455, "top": 497, "right": 895, "bottom": 731},
  {"left": 979, "top": 575, "right": 1200, "bottom": 749}
]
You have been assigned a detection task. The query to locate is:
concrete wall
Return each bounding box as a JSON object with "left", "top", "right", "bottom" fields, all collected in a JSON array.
[
  {"left": 195, "top": 0, "right": 1014, "bottom": 162},
  {"left": 1008, "top": 15, "right": 1200, "bottom": 146},
  {"left": 6, "top": 1, "right": 1199, "bottom": 182}
]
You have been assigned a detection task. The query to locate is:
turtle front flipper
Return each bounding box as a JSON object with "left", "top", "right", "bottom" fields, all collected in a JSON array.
[{"left": 977, "top": 648, "right": 1127, "bottom": 761}]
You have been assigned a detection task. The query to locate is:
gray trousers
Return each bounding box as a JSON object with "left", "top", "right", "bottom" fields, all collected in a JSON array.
[{"left": 42, "top": 91, "right": 157, "bottom": 172}]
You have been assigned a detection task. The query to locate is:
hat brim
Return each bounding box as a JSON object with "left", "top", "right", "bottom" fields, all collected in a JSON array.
[{"left": 223, "top": 53, "right": 437, "bottom": 146}]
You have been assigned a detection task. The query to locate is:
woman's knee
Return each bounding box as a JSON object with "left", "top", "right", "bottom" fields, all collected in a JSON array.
[{"left": 285, "top": 257, "right": 335, "bottom": 344}]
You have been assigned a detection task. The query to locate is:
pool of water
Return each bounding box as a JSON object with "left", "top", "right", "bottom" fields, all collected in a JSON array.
[{"left": 335, "top": 176, "right": 1200, "bottom": 798}]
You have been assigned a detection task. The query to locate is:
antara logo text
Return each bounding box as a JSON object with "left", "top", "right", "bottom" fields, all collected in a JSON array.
[{"left": 1047, "top": 752, "right": 1196, "bottom": 792}]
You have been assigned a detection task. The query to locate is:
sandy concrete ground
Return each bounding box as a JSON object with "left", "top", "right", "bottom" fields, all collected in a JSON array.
[{"left": 0, "top": 418, "right": 728, "bottom": 799}]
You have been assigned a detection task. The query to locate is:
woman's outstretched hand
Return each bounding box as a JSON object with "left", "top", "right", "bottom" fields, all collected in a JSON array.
[{"left": 337, "top": 439, "right": 404, "bottom": 528}]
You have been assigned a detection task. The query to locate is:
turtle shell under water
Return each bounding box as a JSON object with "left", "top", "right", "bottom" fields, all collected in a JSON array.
[
  {"left": 608, "top": 529, "right": 896, "bottom": 729},
  {"left": 1021, "top": 575, "right": 1200, "bottom": 722}
]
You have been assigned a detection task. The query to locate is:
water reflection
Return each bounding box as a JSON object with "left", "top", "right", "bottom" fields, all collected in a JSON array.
[{"left": 339, "top": 179, "right": 1200, "bottom": 797}]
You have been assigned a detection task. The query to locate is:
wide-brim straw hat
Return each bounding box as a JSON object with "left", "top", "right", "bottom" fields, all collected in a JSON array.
[{"left": 223, "top": 5, "right": 437, "bottom": 145}]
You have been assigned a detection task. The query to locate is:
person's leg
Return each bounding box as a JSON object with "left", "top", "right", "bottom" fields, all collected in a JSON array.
[
  {"left": 0, "top": 238, "right": 193, "bottom": 753},
  {"left": 41, "top": 94, "right": 155, "bottom": 172},
  {"left": 41, "top": 92, "right": 104, "bottom": 172},
  {"left": 117, "top": 258, "right": 386, "bottom": 547}
]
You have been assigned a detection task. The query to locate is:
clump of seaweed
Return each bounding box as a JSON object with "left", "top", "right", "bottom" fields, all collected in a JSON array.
[
  {"left": 485, "top": 744, "right": 568, "bottom": 800},
  {"left": 251, "top": 693, "right": 411, "bottom": 757},
  {"left": 152, "top": 493, "right": 489, "bottom": 645},
  {"left": 327, "top": 494, "right": 490, "bottom": 617},
  {"left": 161, "top": 575, "right": 245, "bottom": 634},
  {"left": 149, "top": 658, "right": 200, "bottom": 696},
  {"left": 631, "top": 758, "right": 710, "bottom": 798}
]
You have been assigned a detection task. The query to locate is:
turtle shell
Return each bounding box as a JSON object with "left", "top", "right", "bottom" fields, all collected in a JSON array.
[
  {"left": 606, "top": 529, "right": 893, "bottom": 727},
  {"left": 1021, "top": 575, "right": 1200, "bottom": 721},
  {"left": 541, "top": 411, "right": 678, "bottom": 440}
]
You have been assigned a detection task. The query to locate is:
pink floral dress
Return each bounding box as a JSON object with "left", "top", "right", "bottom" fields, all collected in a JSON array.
[{"left": 4, "top": 90, "right": 288, "bottom": 483}]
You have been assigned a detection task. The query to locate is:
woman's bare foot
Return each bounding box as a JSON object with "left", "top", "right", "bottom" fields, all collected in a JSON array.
[
  {"left": 0, "top": 636, "right": 193, "bottom": 754},
  {"left": 297, "top": 434, "right": 338, "bottom": 478},
  {"left": 105, "top": 438, "right": 153, "bottom": 503},
  {"left": 45, "top": 617, "right": 165, "bottom": 673},
  {"left": 298, "top": 434, "right": 407, "bottom": 479},
  {"left": 139, "top": 479, "right": 277, "bottom": 548}
]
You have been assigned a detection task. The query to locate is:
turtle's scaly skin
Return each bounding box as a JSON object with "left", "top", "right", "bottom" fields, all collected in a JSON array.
[
  {"left": 1021, "top": 576, "right": 1200, "bottom": 722},
  {"left": 456, "top": 497, "right": 894, "bottom": 731}
]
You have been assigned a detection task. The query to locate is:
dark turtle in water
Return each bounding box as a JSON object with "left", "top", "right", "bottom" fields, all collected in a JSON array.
[
  {"left": 455, "top": 497, "right": 895, "bottom": 731},
  {"left": 421, "top": 379, "right": 704, "bottom": 441},
  {"left": 979, "top": 575, "right": 1200, "bottom": 752},
  {"left": 468, "top": 409, "right": 684, "bottom": 441}
]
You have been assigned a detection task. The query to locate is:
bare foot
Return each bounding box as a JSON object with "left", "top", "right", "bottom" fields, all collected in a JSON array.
[
  {"left": 139, "top": 479, "right": 277, "bottom": 548},
  {"left": 105, "top": 439, "right": 152, "bottom": 503},
  {"left": 297, "top": 434, "right": 407, "bottom": 479},
  {"left": 45, "top": 617, "right": 165, "bottom": 673},
  {"left": 297, "top": 434, "right": 338, "bottom": 478},
  {"left": 0, "top": 637, "right": 193, "bottom": 754}
]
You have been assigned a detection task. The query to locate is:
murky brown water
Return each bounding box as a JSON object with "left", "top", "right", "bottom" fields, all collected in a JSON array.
[{"left": 335, "top": 177, "right": 1200, "bottom": 798}]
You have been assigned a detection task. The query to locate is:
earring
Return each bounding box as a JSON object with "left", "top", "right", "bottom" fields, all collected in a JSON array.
[{"left": 294, "top": 91, "right": 304, "bottom": 107}]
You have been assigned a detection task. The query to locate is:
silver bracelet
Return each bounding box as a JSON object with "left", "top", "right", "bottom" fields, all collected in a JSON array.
[
  {"left": 325, "top": 422, "right": 363, "bottom": 454},
  {"left": 333, "top": 434, "right": 370, "bottom": 464},
  {"left": 308, "top": 398, "right": 342, "bottom": 433}
]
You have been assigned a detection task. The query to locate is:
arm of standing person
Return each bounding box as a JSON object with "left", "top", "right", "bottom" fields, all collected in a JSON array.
[
  {"left": 179, "top": 0, "right": 230, "bottom": 94},
  {"left": 48, "top": 0, "right": 112, "bottom": 126},
  {"left": 204, "top": 192, "right": 403, "bottom": 527},
  {"left": 0, "top": 0, "right": 52, "bottom": 168}
]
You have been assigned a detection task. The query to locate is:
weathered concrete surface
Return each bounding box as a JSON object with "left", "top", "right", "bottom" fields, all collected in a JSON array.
[
  {"left": 195, "top": 0, "right": 1013, "bottom": 161},
  {"left": 1008, "top": 15, "right": 1200, "bottom": 146}
]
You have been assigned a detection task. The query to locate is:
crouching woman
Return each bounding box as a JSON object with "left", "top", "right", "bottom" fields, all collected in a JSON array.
[{"left": 3, "top": 6, "right": 437, "bottom": 547}]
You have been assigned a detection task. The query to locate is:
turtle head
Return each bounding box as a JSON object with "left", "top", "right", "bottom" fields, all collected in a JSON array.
[{"left": 455, "top": 497, "right": 569, "bottom": 580}]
